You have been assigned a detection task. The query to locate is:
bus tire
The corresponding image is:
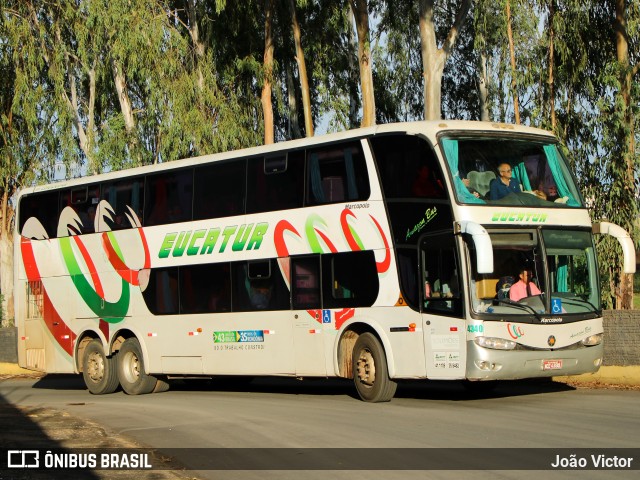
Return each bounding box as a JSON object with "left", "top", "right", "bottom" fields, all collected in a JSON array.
[
  {"left": 117, "top": 338, "right": 158, "bottom": 395},
  {"left": 352, "top": 332, "right": 397, "bottom": 402},
  {"left": 82, "top": 339, "right": 119, "bottom": 395}
]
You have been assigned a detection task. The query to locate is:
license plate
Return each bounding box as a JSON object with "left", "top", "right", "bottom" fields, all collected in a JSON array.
[{"left": 543, "top": 359, "right": 563, "bottom": 370}]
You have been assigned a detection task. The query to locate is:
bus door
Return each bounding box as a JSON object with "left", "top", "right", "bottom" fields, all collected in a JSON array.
[
  {"left": 420, "top": 232, "right": 466, "bottom": 379},
  {"left": 289, "top": 256, "right": 327, "bottom": 376},
  {"left": 22, "top": 278, "right": 76, "bottom": 372}
]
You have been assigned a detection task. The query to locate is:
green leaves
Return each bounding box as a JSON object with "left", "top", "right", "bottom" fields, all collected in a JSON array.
[{"left": 0, "top": 0, "right": 638, "bottom": 307}]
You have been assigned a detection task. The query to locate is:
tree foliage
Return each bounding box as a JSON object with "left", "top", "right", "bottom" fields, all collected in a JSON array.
[{"left": 0, "top": 0, "right": 638, "bottom": 315}]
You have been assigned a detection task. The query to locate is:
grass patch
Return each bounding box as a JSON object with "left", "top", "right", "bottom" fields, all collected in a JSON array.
[{"left": 635, "top": 274, "right": 640, "bottom": 310}]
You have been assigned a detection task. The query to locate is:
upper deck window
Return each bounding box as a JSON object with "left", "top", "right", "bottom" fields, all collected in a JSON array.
[
  {"left": 370, "top": 134, "right": 446, "bottom": 200},
  {"left": 442, "top": 136, "right": 583, "bottom": 208}
]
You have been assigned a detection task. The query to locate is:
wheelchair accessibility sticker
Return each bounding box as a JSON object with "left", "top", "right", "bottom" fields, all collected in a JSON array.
[
  {"left": 322, "top": 310, "right": 331, "bottom": 324},
  {"left": 551, "top": 298, "right": 563, "bottom": 314}
]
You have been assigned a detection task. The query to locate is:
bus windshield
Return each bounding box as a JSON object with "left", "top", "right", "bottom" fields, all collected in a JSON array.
[
  {"left": 441, "top": 136, "right": 584, "bottom": 207},
  {"left": 469, "top": 229, "right": 601, "bottom": 317}
]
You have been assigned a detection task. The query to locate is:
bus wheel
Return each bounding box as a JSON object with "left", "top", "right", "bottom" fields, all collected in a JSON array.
[
  {"left": 352, "top": 332, "right": 397, "bottom": 402},
  {"left": 82, "top": 339, "right": 119, "bottom": 395},
  {"left": 117, "top": 338, "right": 158, "bottom": 395}
]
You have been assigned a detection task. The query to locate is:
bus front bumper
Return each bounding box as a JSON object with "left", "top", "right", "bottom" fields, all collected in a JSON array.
[{"left": 465, "top": 340, "right": 603, "bottom": 381}]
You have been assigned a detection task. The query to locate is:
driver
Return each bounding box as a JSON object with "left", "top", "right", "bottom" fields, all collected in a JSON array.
[{"left": 509, "top": 268, "right": 541, "bottom": 301}]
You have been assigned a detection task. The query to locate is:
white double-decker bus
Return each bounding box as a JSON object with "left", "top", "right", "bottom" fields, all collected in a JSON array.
[{"left": 15, "top": 121, "right": 635, "bottom": 402}]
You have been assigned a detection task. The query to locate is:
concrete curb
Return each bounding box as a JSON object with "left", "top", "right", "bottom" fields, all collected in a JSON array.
[{"left": 553, "top": 365, "right": 640, "bottom": 387}]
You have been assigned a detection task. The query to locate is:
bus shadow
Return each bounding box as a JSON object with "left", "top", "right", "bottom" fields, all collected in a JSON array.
[
  {"left": 395, "top": 378, "right": 576, "bottom": 401},
  {"left": 31, "top": 374, "right": 87, "bottom": 391},
  {"left": 0, "top": 390, "right": 100, "bottom": 479},
  {"left": 27, "top": 374, "right": 576, "bottom": 402},
  {"left": 167, "top": 376, "right": 576, "bottom": 401}
]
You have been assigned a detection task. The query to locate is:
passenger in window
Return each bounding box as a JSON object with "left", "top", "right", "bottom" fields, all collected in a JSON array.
[
  {"left": 114, "top": 214, "right": 126, "bottom": 229},
  {"left": 546, "top": 184, "right": 560, "bottom": 202},
  {"left": 411, "top": 165, "right": 444, "bottom": 198},
  {"left": 509, "top": 268, "right": 541, "bottom": 302},
  {"left": 489, "top": 163, "right": 521, "bottom": 200},
  {"left": 209, "top": 276, "right": 231, "bottom": 312},
  {"left": 248, "top": 280, "right": 272, "bottom": 309}
]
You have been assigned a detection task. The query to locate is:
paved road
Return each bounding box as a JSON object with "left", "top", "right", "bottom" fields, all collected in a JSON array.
[{"left": 1, "top": 375, "right": 639, "bottom": 479}]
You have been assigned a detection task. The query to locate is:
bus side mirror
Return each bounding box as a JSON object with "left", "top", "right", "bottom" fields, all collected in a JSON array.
[
  {"left": 593, "top": 222, "right": 636, "bottom": 274},
  {"left": 456, "top": 221, "right": 494, "bottom": 274}
]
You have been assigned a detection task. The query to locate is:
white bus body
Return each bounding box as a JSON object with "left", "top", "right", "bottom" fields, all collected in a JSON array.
[{"left": 14, "top": 121, "right": 635, "bottom": 401}]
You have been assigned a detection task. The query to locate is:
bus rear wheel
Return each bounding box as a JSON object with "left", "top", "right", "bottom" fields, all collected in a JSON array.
[
  {"left": 117, "top": 338, "right": 158, "bottom": 395},
  {"left": 352, "top": 332, "right": 397, "bottom": 402},
  {"left": 82, "top": 339, "right": 119, "bottom": 395}
]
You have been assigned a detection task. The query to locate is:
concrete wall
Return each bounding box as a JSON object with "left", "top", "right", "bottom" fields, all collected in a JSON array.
[
  {"left": 0, "top": 327, "right": 17, "bottom": 363},
  {"left": 0, "top": 312, "right": 639, "bottom": 366},
  {"left": 603, "top": 310, "right": 640, "bottom": 366}
]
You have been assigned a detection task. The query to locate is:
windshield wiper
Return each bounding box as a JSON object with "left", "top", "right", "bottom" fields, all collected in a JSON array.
[
  {"left": 555, "top": 296, "right": 599, "bottom": 312},
  {"left": 495, "top": 298, "right": 542, "bottom": 320}
]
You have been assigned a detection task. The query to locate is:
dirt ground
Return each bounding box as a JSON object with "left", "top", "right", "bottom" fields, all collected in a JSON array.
[{"left": 0, "top": 373, "right": 199, "bottom": 480}]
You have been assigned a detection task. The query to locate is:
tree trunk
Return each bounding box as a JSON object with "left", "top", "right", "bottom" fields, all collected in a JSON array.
[
  {"left": 506, "top": 0, "right": 520, "bottom": 124},
  {"left": 0, "top": 189, "right": 13, "bottom": 326},
  {"left": 419, "top": 0, "right": 472, "bottom": 121},
  {"left": 286, "top": 64, "right": 302, "bottom": 139},
  {"left": 347, "top": 6, "right": 360, "bottom": 129},
  {"left": 479, "top": 50, "right": 491, "bottom": 122},
  {"left": 289, "top": 0, "right": 313, "bottom": 137},
  {"left": 614, "top": 0, "right": 636, "bottom": 309},
  {"left": 187, "top": 0, "right": 206, "bottom": 91},
  {"left": 547, "top": 0, "right": 556, "bottom": 130},
  {"left": 349, "top": 0, "right": 375, "bottom": 127},
  {"left": 112, "top": 61, "right": 136, "bottom": 137},
  {"left": 262, "top": 0, "right": 275, "bottom": 144}
]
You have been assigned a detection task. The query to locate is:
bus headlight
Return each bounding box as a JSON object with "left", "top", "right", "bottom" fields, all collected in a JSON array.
[
  {"left": 475, "top": 336, "right": 516, "bottom": 350},
  {"left": 581, "top": 334, "right": 602, "bottom": 346}
]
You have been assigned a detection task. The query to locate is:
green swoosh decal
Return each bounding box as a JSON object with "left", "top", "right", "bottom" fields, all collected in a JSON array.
[{"left": 60, "top": 236, "right": 130, "bottom": 323}]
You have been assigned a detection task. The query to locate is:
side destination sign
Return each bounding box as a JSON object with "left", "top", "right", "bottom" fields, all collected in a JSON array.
[
  {"left": 158, "top": 223, "right": 269, "bottom": 258},
  {"left": 213, "top": 330, "right": 265, "bottom": 343},
  {"left": 491, "top": 212, "right": 547, "bottom": 223}
]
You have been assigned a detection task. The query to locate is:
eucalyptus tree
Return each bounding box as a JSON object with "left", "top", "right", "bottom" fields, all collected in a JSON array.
[
  {"left": 306, "top": 1, "right": 361, "bottom": 131},
  {"left": 419, "top": 0, "right": 472, "bottom": 120},
  {"left": 262, "top": 0, "right": 276, "bottom": 144},
  {"left": 544, "top": 0, "right": 638, "bottom": 308},
  {"left": 590, "top": 0, "right": 639, "bottom": 309},
  {"left": 288, "top": 0, "right": 314, "bottom": 137},
  {"left": 374, "top": 0, "right": 424, "bottom": 123},
  {"left": 349, "top": 0, "right": 376, "bottom": 126}
]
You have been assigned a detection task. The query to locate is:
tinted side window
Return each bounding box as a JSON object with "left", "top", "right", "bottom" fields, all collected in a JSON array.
[
  {"left": 421, "top": 234, "right": 462, "bottom": 317},
  {"left": 370, "top": 135, "right": 445, "bottom": 199},
  {"left": 396, "top": 248, "right": 419, "bottom": 310},
  {"left": 291, "top": 256, "right": 321, "bottom": 309},
  {"left": 232, "top": 259, "right": 290, "bottom": 311},
  {"left": 194, "top": 161, "right": 246, "bottom": 220},
  {"left": 306, "top": 142, "right": 370, "bottom": 205},
  {"left": 101, "top": 177, "right": 145, "bottom": 230},
  {"left": 180, "top": 263, "right": 231, "bottom": 313},
  {"left": 322, "top": 250, "right": 378, "bottom": 308},
  {"left": 59, "top": 185, "right": 101, "bottom": 235},
  {"left": 19, "top": 191, "right": 60, "bottom": 239},
  {"left": 144, "top": 169, "right": 193, "bottom": 226},
  {"left": 246, "top": 151, "right": 304, "bottom": 214},
  {"left": 142, "top": 267, "right": 180, "bottom": 315}
]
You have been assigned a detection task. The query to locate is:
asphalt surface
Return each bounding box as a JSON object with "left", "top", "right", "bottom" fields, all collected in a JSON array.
[{"left": 1, "top": 363, "right": 639, "bottom": 480}]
